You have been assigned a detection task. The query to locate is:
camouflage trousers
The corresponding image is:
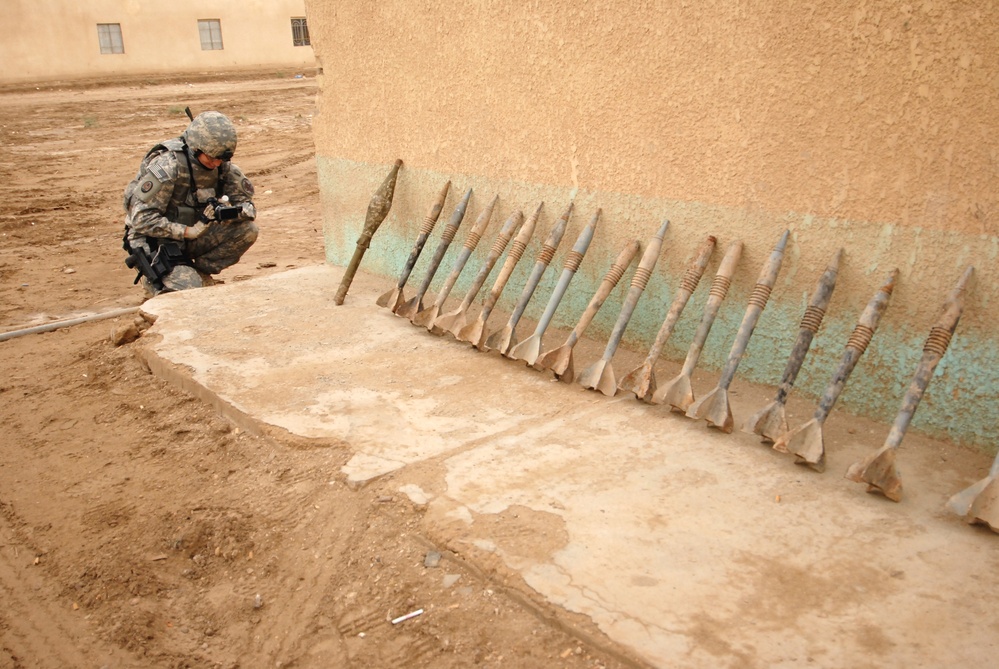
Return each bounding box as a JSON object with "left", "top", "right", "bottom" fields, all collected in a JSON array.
[
  {"left": 186, "top": 219, "right": 258, "bottom": 275},
  {"left": 133, "top": 220, "right": 258, "bottom": 293}
]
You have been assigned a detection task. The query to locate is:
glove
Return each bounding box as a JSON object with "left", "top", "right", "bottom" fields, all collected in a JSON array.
[
  {"left": 239, "top": 202, "right": 257, "bottom": 222},
  {"left": 183, "top": 222, "right": 208, "bottom": 240}
]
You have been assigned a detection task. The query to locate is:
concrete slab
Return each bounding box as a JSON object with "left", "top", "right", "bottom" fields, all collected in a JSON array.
[{"left": 140, "top": 265, "right": 999, "bottom": 669}]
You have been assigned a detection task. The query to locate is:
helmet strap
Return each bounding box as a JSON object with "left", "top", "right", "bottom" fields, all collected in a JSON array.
[{"left": 180, "top": 136, "right": 226, "bottom": 202}]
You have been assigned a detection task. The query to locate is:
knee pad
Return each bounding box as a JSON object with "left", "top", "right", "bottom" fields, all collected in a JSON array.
[{"left": 161, "top": 265, "right": 205, "bottom": 292}]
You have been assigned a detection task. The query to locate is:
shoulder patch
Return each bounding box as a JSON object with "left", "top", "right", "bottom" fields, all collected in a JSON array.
[
  {"left": 134, "top": 174, "right": 165, "bottom": 204},
  {"left": 241, "top": 178, "right": 255, "bottom": 196}
]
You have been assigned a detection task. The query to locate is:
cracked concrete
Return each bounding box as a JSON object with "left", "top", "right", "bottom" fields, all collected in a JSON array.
[{"left": 139, "top": 264, "right": 999, "bottom": 668}]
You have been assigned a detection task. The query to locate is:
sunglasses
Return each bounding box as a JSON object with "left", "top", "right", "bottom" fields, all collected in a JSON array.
[{"left": 198, "top": 149, "right": 234, "bottom": 162}]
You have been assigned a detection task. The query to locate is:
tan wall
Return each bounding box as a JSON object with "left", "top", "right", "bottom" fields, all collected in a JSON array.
[
  {"left": 0, "top": 0, "right": 315, "bottom": 84},
  {"left": 310, "top": 0, "right": 998, "bottom": 236},
  {"left": 322, "top": 1, "right": 999, "bottom": 447}
]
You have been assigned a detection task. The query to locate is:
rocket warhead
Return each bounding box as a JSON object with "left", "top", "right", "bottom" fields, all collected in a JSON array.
[
  {"left": 334, "top": 160, "right": 403, "bottom": 305},
  {"left": 363, "top": 159, "right": 402, "bottom": 232}
]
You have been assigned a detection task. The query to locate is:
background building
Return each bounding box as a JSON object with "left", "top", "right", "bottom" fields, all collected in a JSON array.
[
  {"left": 307, "top": 0, "right": 999, "bottom": 449},
  {"left": 1, "top": 0, "right": 314, "bottom": 84}
]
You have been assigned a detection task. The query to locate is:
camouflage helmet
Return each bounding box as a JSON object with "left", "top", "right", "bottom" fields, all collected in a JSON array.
[{"left": 183, "top": 111, "right": 237, "bottom": 160}]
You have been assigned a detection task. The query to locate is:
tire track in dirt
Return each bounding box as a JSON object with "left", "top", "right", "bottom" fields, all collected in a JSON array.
[
  {"left": 0, "top": 501, "right": 96, "bottom": 668},
  {"left": 229, "top": 465, "right": 356, "bottom": 666},
  {"left": 226, "top": 464, "right": 446, "bottom": 667},
  {"left": 249, "top": 151, "right": 317, "bottom": 178}
]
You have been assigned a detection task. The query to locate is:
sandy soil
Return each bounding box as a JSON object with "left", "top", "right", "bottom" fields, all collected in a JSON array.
[{"left": 0, "top": 75, "right": 630, "bottom": 668}]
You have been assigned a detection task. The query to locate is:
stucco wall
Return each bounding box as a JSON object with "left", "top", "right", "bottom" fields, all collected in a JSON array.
[
  {"left": 0, "top": 0, "right": 315, "bottom": 84},
  {"left": 307, "top": 0, "right": 999, "bottom": 450}
]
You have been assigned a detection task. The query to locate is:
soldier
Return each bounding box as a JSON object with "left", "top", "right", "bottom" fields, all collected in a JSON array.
[{"left": 122, "top": 110, "right": 258, "bottom": 295}]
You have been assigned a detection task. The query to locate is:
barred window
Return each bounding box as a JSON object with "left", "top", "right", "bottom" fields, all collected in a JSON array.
[
  {"left": 97, "top": 23, "right": 124, "bottom": 55},
  {"left": 198, "top": 19, "right": 224, "bottom": 50},
  {"left": 291, "top": 17, "right": 310, "bottom": 47}
]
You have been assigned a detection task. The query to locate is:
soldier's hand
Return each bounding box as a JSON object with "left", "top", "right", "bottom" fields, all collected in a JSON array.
[
  {"left": 183, "top": 222, "right": 208, "bottom": 240},
  {"left": 239, "top": 202, "right": 257, "bottom": 221}
]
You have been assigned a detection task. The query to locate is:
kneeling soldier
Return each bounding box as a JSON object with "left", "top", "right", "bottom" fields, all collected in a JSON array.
[{"left": 123, "top": 110, "right": 258, "bottom": 295}]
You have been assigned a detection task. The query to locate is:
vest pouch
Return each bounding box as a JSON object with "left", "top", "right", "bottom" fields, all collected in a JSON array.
[{"left": 175, "top": 206, "right": 198, "bottom": 227}]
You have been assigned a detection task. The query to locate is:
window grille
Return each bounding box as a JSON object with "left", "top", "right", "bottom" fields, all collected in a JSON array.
[
  {"left": 97, "top": 23, "right": 124, "bottom": 55},
  {"left": 291, "top": 18, "right": 310, "bottom": 47},
  {"left": 198, "top": 19, "right": 224, "bottom": 50}
]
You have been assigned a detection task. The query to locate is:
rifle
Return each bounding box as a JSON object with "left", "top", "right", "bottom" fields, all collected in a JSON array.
[{"left": 123, "top": 234, "right": 186, "bottom": 293}]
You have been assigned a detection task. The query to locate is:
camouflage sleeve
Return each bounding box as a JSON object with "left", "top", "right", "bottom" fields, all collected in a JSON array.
[
  {"left": 222, "top": 163, "right": 256, "bottom": 206},
  {"left": 126, "top": 152, "right": 189, "bottom": 240},
  {"left": 220, "top": 162, "right": 256, "bottom": 222}
]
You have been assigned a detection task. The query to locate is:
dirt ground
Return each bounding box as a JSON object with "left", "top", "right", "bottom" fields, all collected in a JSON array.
[
  {"left": 4, "top": 72, "right": 999, "bottom": 669},
  {"left": 0, "top": 74, "right": 634, "bottom": 668}
]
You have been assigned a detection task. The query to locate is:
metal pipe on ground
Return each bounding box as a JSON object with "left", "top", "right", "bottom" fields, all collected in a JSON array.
[
  {"left": 686, "top": 229, "right": 790, "bottom": 432},
  {"left": 334, "top": 159, "right": 402, "bottom": 306},
  {"left": 508, "top": 210, "right": 599, "bottom": 365},
  {"left": 456, "top": 203, "right": 541, "bottom": 345},
  {"left": 483, "top": 203, "right": 572, "bottom": 354},
  {"left": 577, "top": 219, "right": 670, "bottom": 397},
  {"left": 772, "top": 269, "right": 898, "bottom": 471},
  {"left": 0, "top": 307, "right": 142, "bottom": 342},
  {"left": 742, "top": 248, "right": 843, "bottom": 443},
  {"left": 534, "top": 239, "right": 639, "bottom": 382},
  {"left": 651, "top": 241, "right": 742, "bottom": 412},
  {"left": 618, "top": 234, "right": 716, "bottom": 401},
  {"left": 412, "top": 195, "right": 498, "bottom": 328},
  {"left": 847, "top": 266, "right": 974, "bottom": 501},
  {"left": 395, "top": 188, "right": 473, "bottom": 319},
  {"left": 432, "top": 209, "right": 523, "bottom": 336},
  {"left": 377, "top": 180, "right": 451, "bottom": 312}
]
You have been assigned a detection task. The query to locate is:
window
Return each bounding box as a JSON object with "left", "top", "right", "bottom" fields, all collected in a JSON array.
[
  {"left": 291, "top": 18, "right": 310, "bottom": 47},
  {"left": 198, "top": 19, "right": 224, "bottom": 50},
  {"left": 97, "top": 23, "right": 124, "bottom": 54}
]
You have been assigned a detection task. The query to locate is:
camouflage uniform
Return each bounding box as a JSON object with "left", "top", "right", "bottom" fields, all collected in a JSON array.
[{"left": 123, "top": 111, "right": 258, "bottom": 293}]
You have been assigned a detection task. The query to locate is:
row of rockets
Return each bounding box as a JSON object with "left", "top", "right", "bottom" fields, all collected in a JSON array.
[{"left": 337, "top": 163, "right": 996, "bottom": 530}]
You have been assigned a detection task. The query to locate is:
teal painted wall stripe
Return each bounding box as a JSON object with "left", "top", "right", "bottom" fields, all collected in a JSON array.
[{"left": 318, "top": 157, "right": 998, "bottom": 452}]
